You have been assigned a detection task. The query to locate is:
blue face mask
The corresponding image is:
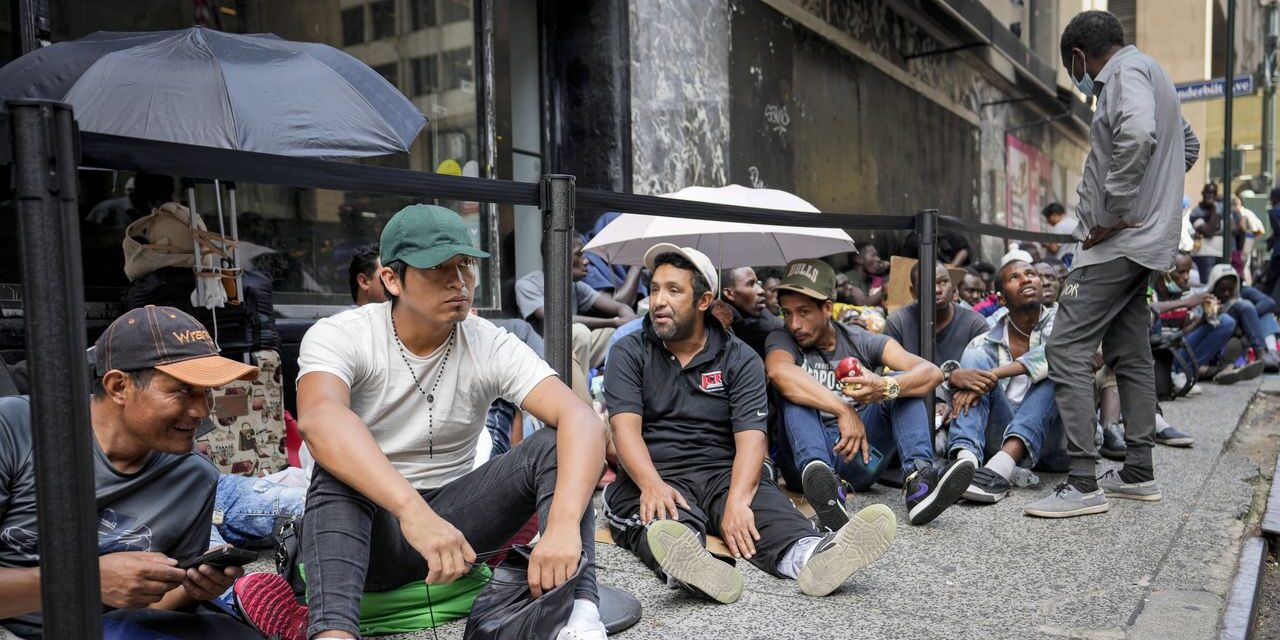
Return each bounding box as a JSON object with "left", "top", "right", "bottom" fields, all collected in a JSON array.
[
  {"left": 1071, "top": 51, "right": 1095, "bottom": 96},
  {"left": 1164, "top": 278, "right": 1181, "bottom": 295}
]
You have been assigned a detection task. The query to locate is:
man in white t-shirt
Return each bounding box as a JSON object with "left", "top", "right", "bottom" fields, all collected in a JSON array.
[{"left": 237, "top": 205, "right": 607, "bottom": 640}]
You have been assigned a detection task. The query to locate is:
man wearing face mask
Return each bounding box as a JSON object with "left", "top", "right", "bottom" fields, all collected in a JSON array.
[{"left": 1034, "top": 11, "right": 1200, "bottom": 518}]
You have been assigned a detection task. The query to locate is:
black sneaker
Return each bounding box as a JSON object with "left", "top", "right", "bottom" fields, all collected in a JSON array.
[
  {"left": 1099, "top": 423, "right": 1126, "bottom": 461},
  {"left": 961, "top": 467, "right": 1012, "bottom": 504},
  {"left": 802, "top": 460, "right": 849, "bottom": 532},
  {"left": 904, "top": 458, "right": 975, "bottom": 526},
  {"left": 1154, "top": 426, "right": 1194, "bottom": 447}
]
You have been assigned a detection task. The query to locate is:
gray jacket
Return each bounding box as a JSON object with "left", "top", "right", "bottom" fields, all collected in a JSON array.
[{"left": 1072, "top": 45, "right": 1199, "bottom": 273}]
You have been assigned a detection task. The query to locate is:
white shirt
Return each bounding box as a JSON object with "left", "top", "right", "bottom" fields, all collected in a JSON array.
[
  {"left": 297, "top": 303, "right": 556, "bottom": 490},
  {"left": 999, "top": 329, "right": 1031, "bottom": 406},
  {"left": 1049, "top": 217, "right": 1079, "bottom": 260}
]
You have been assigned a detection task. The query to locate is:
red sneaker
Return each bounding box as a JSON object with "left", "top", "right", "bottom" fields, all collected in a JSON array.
[{"left": 233, "top": 572, "right": 309, "bottom": 640}]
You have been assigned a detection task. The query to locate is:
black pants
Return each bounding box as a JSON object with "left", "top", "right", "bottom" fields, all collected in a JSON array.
[
  {"left": 1046, "top": 258, "right": 1157, "bottom": 478},
  {"left": 300, "top": 427, "right": 598, "bottom": 638},
  {"left": 602, "top": 464, "right": 817, "bottom": 579}
]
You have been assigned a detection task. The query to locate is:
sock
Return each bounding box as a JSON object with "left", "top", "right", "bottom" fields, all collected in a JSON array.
[
  {"left": 985, "top": 451, "right": 1016, "bottom": 480},
  {"left": 1068, "top": 474, "right": 1098, "bottom": 493},
  {"left": 564, "top": 598, "right": 602, "bottom": 627},
  {"left": 1155, "top": 413, "right": 1171, "bottom": 432},
  {"left": 1268, "top": 335, "right": 1277, "bottom": 352},
  {"left": 776, "top": 536, "right": 822, "bottom": 579},
  {"left": 956, "top": 449, "right": 979, "bottom": 467},
  {"left": 1118, "top": 463, "right": 1155, "bottom": 484}
]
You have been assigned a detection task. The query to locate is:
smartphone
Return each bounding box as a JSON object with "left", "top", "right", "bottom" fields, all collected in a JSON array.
[{"left": 179, "top": 546, "right": 258, "bottom": 570}]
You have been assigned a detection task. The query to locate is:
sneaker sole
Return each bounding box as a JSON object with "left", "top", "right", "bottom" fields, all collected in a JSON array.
[
  {"left": 907, "top": 460, "right": 975, "bottom": 526},
  {"left": 797, "top": 505, "right": 895, "bottom": 597},
  {"left": 802, "top": 462, "right": 849, "bottom": 532},
  {"left": 961, "top": 485, "right": 1006, "bottom": 504},
  {"left": 1238, "top": 361, "right": 1267, "bottom": 381},
  {"left": 1023, "top": 502, "right": 1111, "bottom": 518},
  {"left": 1101, "top": 488, "right": 1163, "bottom": 502},
  {"left": 1155, "top": 437, "right": 1194, "bottom": 447},
  {"left": 1099, "top": 447, "right": 1126, "bottom": 461},
  {"left": 232, "top": 573, "right": 308, "bottom": 640},
  {"left": 646, "top": 520, "right": 743, "bottom": 604}
]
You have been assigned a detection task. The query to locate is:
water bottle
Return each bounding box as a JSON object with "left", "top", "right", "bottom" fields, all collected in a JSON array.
[{"left": 1010, "top": 466, "right": 1040, "bottom": 488}]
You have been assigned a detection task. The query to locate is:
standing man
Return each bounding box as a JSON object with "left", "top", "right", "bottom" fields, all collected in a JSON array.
[
  {"left": 1031, "top": 10, "right": 1199, "bottom": 518},
  {"left": 1265, "top": 188, "right": 1280, "bottom": 299},
  {"left": 1041, "top": 203, "right": 1078, "bottom": 265},
  {"left": 1189, "top": 183, "right": 1226, "bottom": 283}
]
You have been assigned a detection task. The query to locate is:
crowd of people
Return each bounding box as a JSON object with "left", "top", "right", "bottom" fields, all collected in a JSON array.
[{"left": 2, "top": 8, "right": 1276, "bottom": 640}]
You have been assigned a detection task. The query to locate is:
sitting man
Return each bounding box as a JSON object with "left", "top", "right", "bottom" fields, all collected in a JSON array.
[
  {"left": 1, "top": 306, "right": 262, "bottom": 639},
  {"left": 719, "top": 266, "right": 783, "bottom": 357},
  {"left": 348, "top": 242, "right": 389, "bottom": 307},
  {"left": 884, "top": 262, "right": 989, "bottom": 367},
  {"left": 1033, "top": 261, "right": 1061, "bottom": 307},
  {"left": 765, "top": 259, "right": 971, "bottom": 530},
  {"left": 945, "top": 257, "right": 1063, "bottom": 504},
  {"left": 1207, "top": 264, "right": 1280, "bottom": 371},
  {"left": 516, "top": 234, "right": 637, "bottom": 400},
  {"left": 885, "top": 261, "right": 990, "bottom": 431},
  {"left": 603, "top": 244, "right": 894, "bottom": 604},
  {"left": 247, "top": 205, "right": 608, "bottom": 640}
]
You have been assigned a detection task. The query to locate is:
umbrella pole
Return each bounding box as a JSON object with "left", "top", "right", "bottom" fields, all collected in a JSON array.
[
  {"left": 227, "top": 182, "right": 248, "bottom": 362},
  {"left": 185, "top": 180, "right": 206, "bottom": 307}
]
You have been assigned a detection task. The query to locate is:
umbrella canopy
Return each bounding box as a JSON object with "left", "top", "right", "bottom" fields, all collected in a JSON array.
[
  {"left": 583, "top": 184, "right": 857, "bottom": 269},
  {"left": 0, "top": 27, "right": 426, "bottom": 158}
]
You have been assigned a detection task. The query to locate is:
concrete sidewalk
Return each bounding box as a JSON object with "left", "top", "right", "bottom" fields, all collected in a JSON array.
[{"left": 394, "top": 378, "right": 1267, "bottom": 640}]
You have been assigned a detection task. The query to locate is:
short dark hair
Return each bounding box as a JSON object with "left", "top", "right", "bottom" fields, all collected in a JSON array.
[
  {"left": 755, "top": 266, "right": 782, "bottom": 281},
  {"left": 91, "top": 368, "right": 155, "bottom": 400},
  {"left": 653, "top": 252, "right": 710, "bottom": 300},
  {"left": 1040, "top": 256, "right": 1065, "bottom": 269},
  {"left": 776, "top": 289, "right": 825, "bottom": 310},
  {"left": 972, "top": 261, "right": 996, "bottom": 276},
  {"left": 348, "top": 243, "right": 381, "bottom": 304},
  {"left": 1041, "top": 202, "right": 1066, "bottom": 219},
  {"left": 720, "top": 266, "right": 753, "bottom": 291},
  {"left": 1060, "top": 10, "right": 1125, "bottom": 62}
]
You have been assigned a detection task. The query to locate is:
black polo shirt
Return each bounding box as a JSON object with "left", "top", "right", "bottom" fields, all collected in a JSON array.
[{"left": 604, "top": 316, "right": 768, "bottom": 472}]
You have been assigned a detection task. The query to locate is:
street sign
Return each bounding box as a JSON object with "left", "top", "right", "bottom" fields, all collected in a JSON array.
[{"left": 1176, "top": 74, "right": 1256, "bottom": 103}]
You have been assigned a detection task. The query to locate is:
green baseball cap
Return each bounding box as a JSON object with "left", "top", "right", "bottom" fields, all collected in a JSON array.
[
  {"left": 380, "top": 204, "right": 490, "bottom": 268},
  {"left": 774, "top": 258, "right": 835, "bottom": 301}
]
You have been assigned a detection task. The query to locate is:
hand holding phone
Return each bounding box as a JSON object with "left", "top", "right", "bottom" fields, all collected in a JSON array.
[{"left": 179, "top": 546, "right": 257, "bottom": 570}]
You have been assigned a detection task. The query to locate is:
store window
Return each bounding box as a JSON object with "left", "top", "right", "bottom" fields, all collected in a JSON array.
[
  {"left": 410, "top": 0, "right": 438, "bottom": 31},
  {"left": 370, "top": 0, "right": 396, "bottom": 41},
  {"left": 341, "top": 6, "right": 365, "bottom": 47},
  {"left": 1, "top": 0, "right": 493, "bottom": 311}
]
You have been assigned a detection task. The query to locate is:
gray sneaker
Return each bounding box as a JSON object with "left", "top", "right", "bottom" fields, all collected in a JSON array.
[
  {"left": 646, "top": 520, "right": 743, "bottom": 604},
  {"left": 1097, "top": 469, "right": 1162, "bottom": 501},
  {"left": 1023, "top": 482, "right": 1110, "bottom": 518},
  {"left": 797, "top": 504, "right": 895, "bottom": 597}
]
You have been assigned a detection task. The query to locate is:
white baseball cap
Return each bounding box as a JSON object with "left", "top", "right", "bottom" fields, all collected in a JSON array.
[
  {"left": 1000, "top": 249, "right": 1035, "bottom": 269},
  {"left": 643, "top": 243, "right": 719, "bottom": 294}
]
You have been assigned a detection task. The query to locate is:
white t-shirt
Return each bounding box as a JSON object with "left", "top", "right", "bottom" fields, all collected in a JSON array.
[
  {"left": 297, "top": 302, "right": 556, "bottom": 490},
  {"left": 1049, "top": 217, "right": 1079, "bottom": 261}
]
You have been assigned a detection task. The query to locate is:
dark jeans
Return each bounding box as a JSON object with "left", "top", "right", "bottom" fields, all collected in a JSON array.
[
  {"left": 300, "top": 427, "right": 598, "bottom": 638},
  {"left": 1225, "top": 299, "right": 1268, "bottom": 351},
  {"left": 601, "top": 464, "right": 817, "bottom": 579},
  {"left": 1047, "top": 258, "right": 1157, "bottom": 479},
  {"left": 1181, "top": 315, "right": 1237, "bottom": 370},
  {"left": 100, "top": 607, "right": 261, "bottom": 640}
]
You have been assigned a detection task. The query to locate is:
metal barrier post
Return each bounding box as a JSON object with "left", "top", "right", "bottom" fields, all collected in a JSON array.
[
  {"left": 10, "top": 100, "right": 102, "bottom": 638},
  {"left": 541, "top": 174, "right": 576, "bottom": 381},
  {"left": 916, "top": 209, "right": 938, "bottom": 425}
]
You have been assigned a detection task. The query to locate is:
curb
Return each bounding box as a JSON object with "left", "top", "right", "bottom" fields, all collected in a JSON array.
[{"left": 1221, "top": 536, "right": 1268, "bottom": 640}]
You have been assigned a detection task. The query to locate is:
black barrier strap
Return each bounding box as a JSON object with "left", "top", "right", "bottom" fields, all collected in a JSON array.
[
  {"left": 938, "top": 214, "right": 1074, "bottom": 244},
  {"left": 80, "top": 131, "right": 543, "bottom": 206},
  {"left": 77, "top": 131, "right": 1080, "bottom": 243}
]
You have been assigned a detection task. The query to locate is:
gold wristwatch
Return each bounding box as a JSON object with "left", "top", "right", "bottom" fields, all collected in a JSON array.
[{"left": 882, "top": 377, "right": 901, "bottom": 401}]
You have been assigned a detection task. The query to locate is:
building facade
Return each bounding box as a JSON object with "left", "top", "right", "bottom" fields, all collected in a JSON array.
[{"left": 0, "top": 0, "right": 1102, "bottom": 325}]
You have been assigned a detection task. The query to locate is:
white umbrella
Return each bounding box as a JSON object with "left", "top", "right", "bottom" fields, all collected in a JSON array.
[{"left": 583, "top": 185, "right": 857, "bottom": 268}]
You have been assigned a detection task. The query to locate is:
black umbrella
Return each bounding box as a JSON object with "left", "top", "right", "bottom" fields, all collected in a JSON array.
[{"left": 0, "top": 26, "right": 426, "bottom": 158}]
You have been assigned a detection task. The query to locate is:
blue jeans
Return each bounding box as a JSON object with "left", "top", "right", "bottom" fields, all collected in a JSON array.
[
  {"left": 776, "top": 396, "right": 934, "bottom": 492},
  {"left": 947, "top": 348, "right": 1064, "bottom": 467},
  {"left": 1243, "top": 286, "right": 1276, "bottom": 316},
  {"left": 485, "top": 399, "right": 516, "bottom": 456},
  {"left": 209, "top": 474, "right": 306, "bottom": 549},
  {"left": 1226, "top": 299, "right": 1269, "bottom": 351},
  {"left": 1180, "top": 315, "right": 1236, "bottom": 370},
  {"left": 101, "top": 606, "right": 260, "bottom": 639}
]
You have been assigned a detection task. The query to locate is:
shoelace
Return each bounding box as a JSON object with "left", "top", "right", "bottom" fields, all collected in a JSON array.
[{"left": 1050, "top": 481, "right": 1073, "bottom": 497}]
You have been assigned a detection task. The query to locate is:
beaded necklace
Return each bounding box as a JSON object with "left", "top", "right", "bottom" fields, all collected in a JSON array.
[{"left": 390, "top": 314, "right": 455, "bottom": 458}]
